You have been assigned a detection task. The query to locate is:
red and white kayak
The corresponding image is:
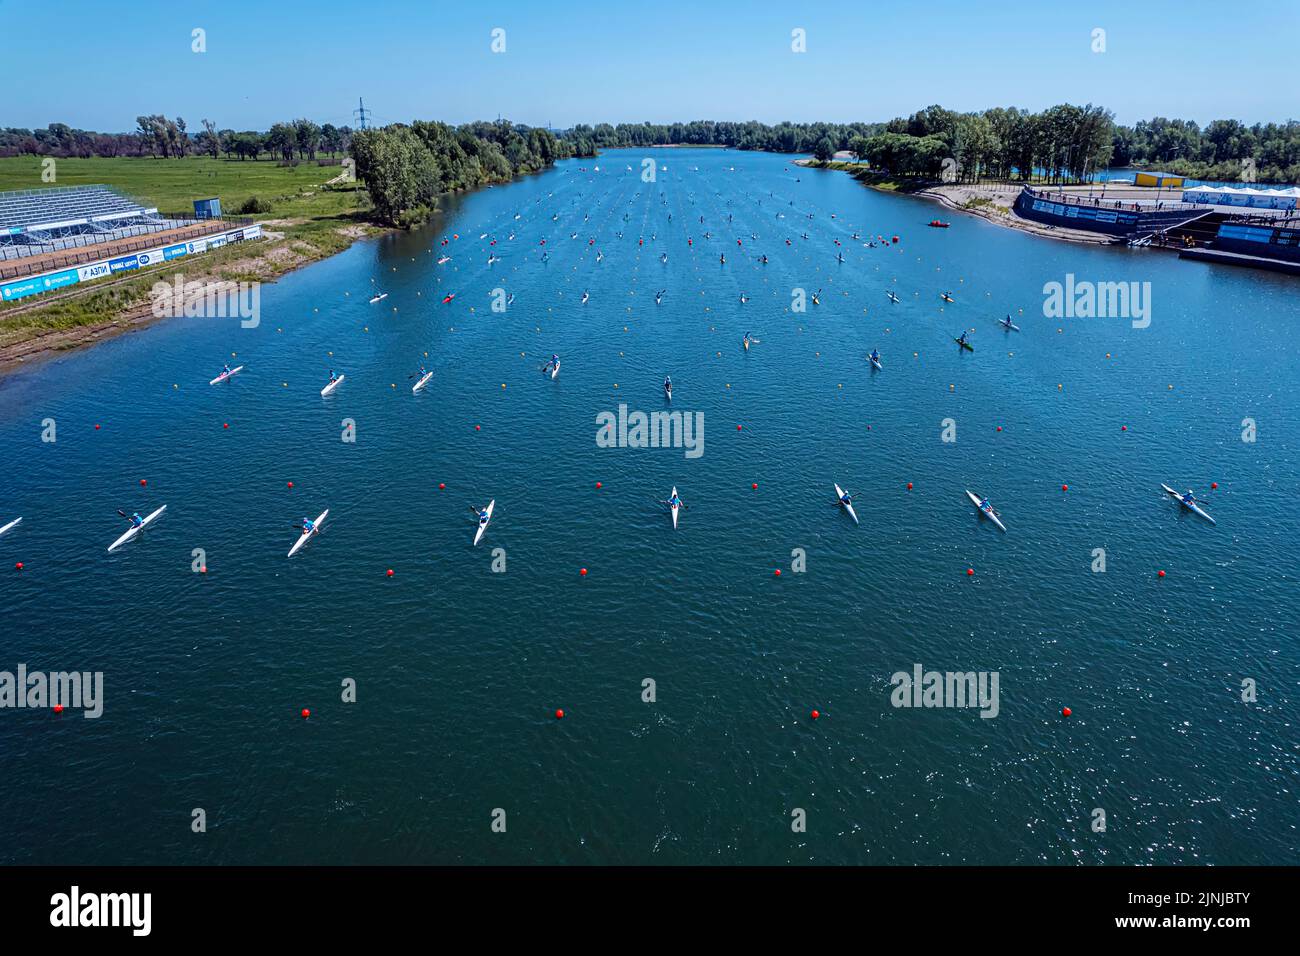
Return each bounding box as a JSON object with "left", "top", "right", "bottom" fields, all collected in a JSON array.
[{"left": 209, "top": 365, "right": 244, "bottom": 385}]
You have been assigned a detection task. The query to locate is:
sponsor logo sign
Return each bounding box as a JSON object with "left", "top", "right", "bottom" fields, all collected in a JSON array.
[{"left": 108, "top": 255, "right": 139, "bottom": 273}]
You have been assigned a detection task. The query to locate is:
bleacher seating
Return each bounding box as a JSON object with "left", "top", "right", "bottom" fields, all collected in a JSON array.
[
  {"left": 0, "top": 185, "right": 194, "bottom": 263},
  {"left": 0, "top": 185, "right": 151, "bottom": 230}
]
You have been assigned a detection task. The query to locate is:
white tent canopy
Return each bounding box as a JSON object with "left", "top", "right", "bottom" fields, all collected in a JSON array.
[{"left": 1183, "top": 185, "right": 1299, "bottom": 209}]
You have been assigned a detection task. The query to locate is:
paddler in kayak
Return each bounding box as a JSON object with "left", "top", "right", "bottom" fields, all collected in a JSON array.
[
  {"left": 127, "top": 512, "right": 144, "bottom": 528},
  {"left": 837, "top": 488, "right": 853, "bottom": 507},
  {"left": 219, "top": 363, "right": 233, "bottom": 378},
  {"left": 471, "top": 504, "right": 490, "bottom": 525},
  {"left": 870, "top": 348, "right": 881, "bottom": 366},
  {"left": 544, "top": 354, "right": 559, "bottom": 375},
  {"left": 299, "top": 516, "right": 317, "bottom": 534},
  {"left": 957, "top": 330, "right": 969, "bottom": 347},
  {"left": 325, "top": 369, "right": 339, "bottom": 387}
]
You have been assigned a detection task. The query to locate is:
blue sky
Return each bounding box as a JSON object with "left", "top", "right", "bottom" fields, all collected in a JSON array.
[{"left": 6, "top": 0, "right": 1296, "bottom": 131}]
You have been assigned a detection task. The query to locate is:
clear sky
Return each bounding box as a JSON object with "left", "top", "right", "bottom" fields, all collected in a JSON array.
[{"left": 6, "top": 0, "right": 1296, "bottom": 131}]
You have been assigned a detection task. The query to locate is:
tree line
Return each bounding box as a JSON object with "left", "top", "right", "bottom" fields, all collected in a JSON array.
[
  {"left": 349, "top": 120, "right": 569, "bottom": 226},
  {"left": 560, "top": 108, "right": 1300, "bottom": 184},
  {"left": 0, "top": 118, "right": 353, "bottom": 162}
]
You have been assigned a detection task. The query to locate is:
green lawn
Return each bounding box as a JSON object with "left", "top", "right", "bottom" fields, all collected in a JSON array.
[
  {"left": 0, "top": 155, "right": 362, "bottom": 219},
  {"left": 0, "top": 156, "right": 382, "bottom": 355}
]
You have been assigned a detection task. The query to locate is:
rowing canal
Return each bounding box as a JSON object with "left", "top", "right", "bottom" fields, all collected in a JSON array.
[{"left": 1, "top": 148, "right": 1296, "bottom": 864}]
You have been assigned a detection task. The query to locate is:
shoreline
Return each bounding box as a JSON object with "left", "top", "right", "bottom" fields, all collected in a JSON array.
[
  {"left": 0, "top": 219, "right": 387, "bottom": 375},
  {"left": 795, "top": 159, "right": 1119, "bottom": 246}
]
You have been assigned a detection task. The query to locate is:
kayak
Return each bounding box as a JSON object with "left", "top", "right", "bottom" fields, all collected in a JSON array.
[
  {"left": 107, "top": 505, "right": 167, "bottom": 553},
  {"left": 835, "top": 484, "right": 858, "bottom": 525},
  {"left": 965, "top": 490, "right": 1006, "bottom": 532},
  {"left": 474, "top": 500, "right": 494, "bottom": 546},
  {"left": 1161, "top": 484, "right": 1216, "bottom": 525},
  {"left": 412, "top": 371, "right": 434, "bottom": 393},
  {"left": 369, "top": 293, "right": 388, "bottom": 303},
  {"left": 670, "top": 487, "right": 680, "bottom": 529},
  {"left": 887, "top": 292, "right": 900, "bottom": 303},
  {"left": 550, "top": 360, "right": 560, "bottom": 380},
  {"left": 0, "top": 516, "right": 21, "bottom": 538},
  {"left": 1000, "top": 319, "right": 1021, "bottom": 332},
  {"left": 288, "top": 509, "right": 328, "bottom": 557},
  {"left": 870, "top": 354, "right": 883, "bottom": 371},
  {"left": 209, "top": 365, "right": 244, "bottom": 385},
  {"left": 320, "top": 375, "right": 345, "bottom": 396},
  {"left": 664, "top": 382, "right": 672, "bottom": 401},
  {"left": 954, "top": 338, "right": 974, "bottom": 352}
]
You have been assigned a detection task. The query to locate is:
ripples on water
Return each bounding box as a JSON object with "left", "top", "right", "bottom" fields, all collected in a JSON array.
[{"left": 0, "top": 149, "right": 1296, "bottom": 865}]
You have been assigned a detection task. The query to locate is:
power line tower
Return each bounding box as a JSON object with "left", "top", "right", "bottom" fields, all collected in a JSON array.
[{"left": 353, "top": 97, "right": 372, "bottom": 131}]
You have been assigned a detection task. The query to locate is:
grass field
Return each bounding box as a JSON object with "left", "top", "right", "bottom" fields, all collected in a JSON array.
[
  {"left": 0, "top": 156, "right": 383, "bottom": 362},
  {"left": 0, "top": 155, "right": 361, "bottom": 219}
]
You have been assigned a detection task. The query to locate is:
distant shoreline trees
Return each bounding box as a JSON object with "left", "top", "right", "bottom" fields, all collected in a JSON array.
[
  {"left": 4, "top": 105, "right": 1297, "bottom": 186},
  {"left": 350, "top": 120, "right": 569, "bottom": 226}
]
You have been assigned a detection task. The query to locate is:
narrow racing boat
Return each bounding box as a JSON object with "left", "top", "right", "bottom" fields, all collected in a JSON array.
[
  {"left": 320, "top": 374, "right": 345, "bottom": 396},
  {"left": 965, "top": 490, "right": 1006, "bottom": 532},
  {"left": 209, "top": 365, "right": 244, "bottom": 385},
  {"left": 108, "top": 505, "right": 167, "bottom": 553},
  {"left": 0, "top": 516, "right": 21, "bottom": 538},
  {"left": 369, "top": 292, "right": 388, "bottom": 303},
  {"left": 474, "top": 500, "right": 495, "bottom": 546},
  {"left": 835, "top": 484, "right": 859, "bottom": 525},
  {"left": 1161, "top": 484, "right": 1216, "bottom": 525},
  {"left": 1000, "top": 318, "right": 1021, "bottom": 332},
  {"left": 288, "top": 509, "right": 328, "bottom": 557},
  {"left": 412, "top": 371, "right": 434, "bottom": 393}
]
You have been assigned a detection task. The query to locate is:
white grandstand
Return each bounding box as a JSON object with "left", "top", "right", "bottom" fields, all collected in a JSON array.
[{"left": 0, "top": 185, "right": 199, "bottom": 261}]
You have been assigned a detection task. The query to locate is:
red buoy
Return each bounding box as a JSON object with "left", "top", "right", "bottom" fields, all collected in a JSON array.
[
  {"left": 596, "top": 482, "right": 603, "bottom": 489},
  {"left": 139, "top": 479, "right": 147, "bottom": 486},
  {"left": 907, "top": 482, "right": 913, "bottom": 490},
  {"left": 1121, "top": 425, "right": 1128, "bottom": 431},
  {"left": 1158, "top": 569, "right": 1166, "bottom": 578},
  {"left": 301, "top": 709, "right": 310, "bottom": 719},
  {"left": 1061, "top": 484, "right": 1069, "bottom": 492},
  {"left": 736, "top": 424, "right": 742, "bottom": 431},
  {"left": 439, "top": 483, "right": 446, "bottom": 490},
  {"left": 287, "top": 481, "right": 294, "bottom": 489},
  {"left": 223, "top": 422, "right": 229, "bottom": 429},
  {"left": 14, "top": 562, "right": 23, "bottom": 571},
  {"left": 1062, "top": 707, "right": 1072, "bottom": 717},
  {"left": 966, "top": 568, "right": 974, "bottom": 576},
  {"left": 54, "top": 705, "right": 64, "bottom": 714},
  {"left": 751, "top": 483, "right": 758, "bottom": 490},
  {"left": 996, "top": 426, "right": 1002, "bottom": 432},
  {"left": 580, "top": 568, "right": 588, "bottom": 576},
  {"left": 95, "top": 424, "right": 101, "bottom": 430},
  {"left": 386, "top": 569, "right": 394, "bottom": 577},
  {"left": 811, "top": 710, "right": 820, "bottom": 720},
  {"left": 555, "top": 709, "right": 565, "bottom": 719},
  {"left": 774, "top": 569, "right": 781, "bottom": 577},
  {"left": 475, "top": 425, "right": 481, "bottom": 431},
  {"left": 1211, "top": 482, "right": 1218, "bottom": 489}
]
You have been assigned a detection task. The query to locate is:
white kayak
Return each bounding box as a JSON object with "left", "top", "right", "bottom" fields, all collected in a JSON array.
[
  {"left": 412, "top": 371, "right": 434, "bottom": 393},
  {"left": 288, "top": 509, "right": 328, "bottom": 557},
  {"left": 1000, "top": 319, "right": 1021, "bottom": 332},
  {"left": 209, "top": 365, "right": 244, "bottom": 385},
  {"left": 1161, "top": 484, "right": 1215, "bottom": 525},
  {"left": 0, "top": 516, "right": 21, "bottom": 538},
  {"left": 107, "top": 505, "right": 167, "bottom": 553},
  {"left": 369, "top": 292, "right": 388, "bottom": 303},
  {"left": 835, "top": 484, "right": 858, "bottom": 525},
  {"left": 870, "top": 354, "right": 883, "bottom": 370},
  {"left": 670, "top": 487, "right": 680, "bottom": 529},
  {"left": 550, "top": 359, "right": 560, "bottom": 380},
  {"left": 965, "top": 490, "right": 1006, "bottom": 532},
  {"left": 320, "top": 375, "right": 345, "bottom": 396},
  {"left": 474, "top": 500, "right": 494, "bottom": 546}
]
